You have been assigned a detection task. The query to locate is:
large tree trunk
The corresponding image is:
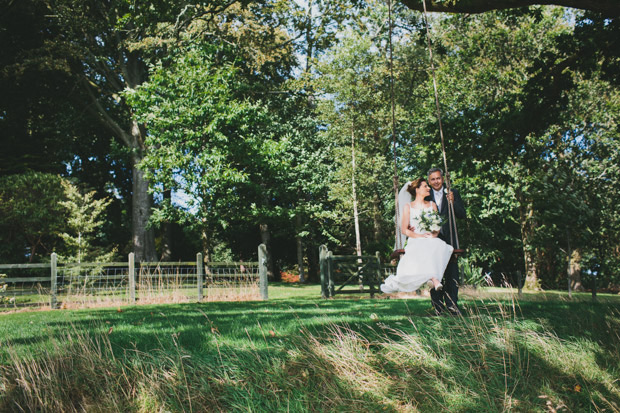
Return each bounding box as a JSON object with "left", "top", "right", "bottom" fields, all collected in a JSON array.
[
  {"left": 519, "top": 199, "right": 540, "bottom": 290},
  {"left": 569, "top": 248, "right": 584, "bottom": 291},
  {"left": 400, "top": 0, "right": 619, "bottom": 15},
  {"left": 80, "top": 49, "right": 157, "bottom": 262},
  {"left": 131, "top": 151, "right": 156, "bottom": 262}
]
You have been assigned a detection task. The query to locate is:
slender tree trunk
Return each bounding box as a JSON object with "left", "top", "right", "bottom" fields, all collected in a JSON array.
[
  {"left": 296, "top": 214, "right": 305, "bottom": 283},
  {"left": 160, "top": 188, "right": 173, "bottom": 261},
  {"left": 372, "top": 193, "right": 383, "bottom": 244},
  {"left": 304, "top": 0, "right": 314, "bottom": 73},
  {"left": 351, "top": 129, "right": 362, "bottom": 257},
  {"left": 29, "top": 241, "right": 38, "bottom": 263},
  {"left": 306, "top": 235, "right": 319, "bottom": 283},
  {"left": 260, "top": 223, "right": 276, "bottom": 280},
  {"left": 201, "top": 219, "right": 211, "bottom": 264}
]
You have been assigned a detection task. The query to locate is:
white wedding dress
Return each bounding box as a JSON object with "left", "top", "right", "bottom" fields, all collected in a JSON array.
[{"left": 381, "top": 205, "right": 454, "bottom": 293}]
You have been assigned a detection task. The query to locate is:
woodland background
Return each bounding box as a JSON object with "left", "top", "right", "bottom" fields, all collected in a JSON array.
[{"left": 1, "top": 0, "right": 619, "bottom": 291}]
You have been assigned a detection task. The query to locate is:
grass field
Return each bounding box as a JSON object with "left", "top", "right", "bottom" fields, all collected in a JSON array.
[{"left": 0, "top": 283, "right": 619, "bottom": 412}]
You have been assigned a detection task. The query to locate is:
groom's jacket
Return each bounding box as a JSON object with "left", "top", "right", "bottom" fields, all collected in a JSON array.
[{"left": 427, "top": 187, "right": 466, "bottom": 247}]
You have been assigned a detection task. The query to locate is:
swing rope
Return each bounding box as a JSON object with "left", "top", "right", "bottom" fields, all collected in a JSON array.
[
  {"left": 389, "top": 0, "right": 461, "bottom": 253},
  {"left": 420, "top": 0, "right": 460, "bottom": 249},
  {"left": 388, "top": 0, "right": 401, "bottom": 250}
]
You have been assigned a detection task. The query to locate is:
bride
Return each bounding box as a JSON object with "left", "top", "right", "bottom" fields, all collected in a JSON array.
[{"left": 381, "top": 178, "right": 454, "bottom": 294}]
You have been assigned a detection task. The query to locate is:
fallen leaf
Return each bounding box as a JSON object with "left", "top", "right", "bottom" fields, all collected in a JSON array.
[
  {"left": 574, "top": 384, "right": 581, "bottom": 392},
  {"left": 107, "top": 327, "right": 113, "bottom": 335},
  {"left": 117, "top": 307, "right": 123, "bottom": 313},
  {"left": 269, "top": 330, "right": 276, "bottom": 337}
]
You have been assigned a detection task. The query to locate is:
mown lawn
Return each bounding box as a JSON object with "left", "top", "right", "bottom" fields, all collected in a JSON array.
[{"left": 0, "top": 283, "right": 619, "bottom": 412}]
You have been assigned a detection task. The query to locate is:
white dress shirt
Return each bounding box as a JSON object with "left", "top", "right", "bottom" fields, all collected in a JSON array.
[{"left": 433, "top": 189, "right": 443, "bottom": 211}]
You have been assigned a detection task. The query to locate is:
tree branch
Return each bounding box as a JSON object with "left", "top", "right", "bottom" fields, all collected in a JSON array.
[
  {"left": 79, "top": 76, "right": 134, "bottom": 148},
  {"left": 399, "top": 0, "right": 620, "bottom": 16}
]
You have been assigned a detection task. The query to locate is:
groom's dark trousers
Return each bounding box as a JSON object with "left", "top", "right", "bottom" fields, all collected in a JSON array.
[{"left": 428, "top": 187, "right": 466, "bottom": 314}]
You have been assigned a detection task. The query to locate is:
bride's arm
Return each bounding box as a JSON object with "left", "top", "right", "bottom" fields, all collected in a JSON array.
[{"left": 402, "top": 205, "right": 423, "bottom": 238}]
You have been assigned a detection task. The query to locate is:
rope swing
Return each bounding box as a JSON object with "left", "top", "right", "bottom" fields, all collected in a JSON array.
[
  {"left": 388, "top": 0, "right": 401, "bottom": 250},
  {"left": 389, "top": 0, "right": 463, "bottom": 259}
]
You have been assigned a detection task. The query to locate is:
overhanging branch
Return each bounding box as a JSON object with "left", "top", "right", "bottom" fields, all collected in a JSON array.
[{"left": 400, "top": 0, "right": 620, "bottom": 16}]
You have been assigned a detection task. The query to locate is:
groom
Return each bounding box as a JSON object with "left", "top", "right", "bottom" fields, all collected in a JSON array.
[{"left": 427, "top": 167, "right": 466, "bottom": 315}]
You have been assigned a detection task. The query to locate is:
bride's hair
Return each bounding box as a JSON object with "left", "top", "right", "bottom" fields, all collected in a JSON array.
[{"left": 407, "top": 178, "right": 426, "bottom": 196}]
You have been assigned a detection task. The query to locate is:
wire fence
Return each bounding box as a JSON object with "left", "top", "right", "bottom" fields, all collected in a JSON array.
[{"left": 0, "top": 247, "right": 268, "bottom": 310}]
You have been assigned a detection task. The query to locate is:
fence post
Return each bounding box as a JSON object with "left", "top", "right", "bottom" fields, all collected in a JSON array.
[
  {"left": 516, "top": 271, "right": 523, "bottom": 299},
  {"left": 319, "top": 245, "right": 328, "bottom": 298},
  {"left": 50, "top": 253, "right": 58, "bottom": 309},
  {"left": 129, "top": 253, "right": 136, "bottom": 303},
  {"left": 258, "top": 244, "right": 268, "bottom": 300},
  {"left": 196, "top": 252, "right": 204, "bottom": 301}
]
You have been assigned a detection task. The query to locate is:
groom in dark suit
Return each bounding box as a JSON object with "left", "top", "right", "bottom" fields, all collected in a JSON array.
[{"left": 427, "top": 167, "right": 466, "bottom": 315}]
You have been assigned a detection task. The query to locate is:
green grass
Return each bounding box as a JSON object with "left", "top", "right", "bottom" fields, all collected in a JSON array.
[{"left": 0, "top": 284, "right": 619, "bottom": 412}]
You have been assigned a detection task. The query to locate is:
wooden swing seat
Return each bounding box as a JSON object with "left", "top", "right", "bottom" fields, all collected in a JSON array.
[{"left": 390, "top": 248, "right": 465, "bottom": 261}]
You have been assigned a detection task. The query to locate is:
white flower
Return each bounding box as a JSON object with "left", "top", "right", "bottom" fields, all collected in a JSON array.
[{"left": 418, "top": 209, "right": 444, "bottom": 233}]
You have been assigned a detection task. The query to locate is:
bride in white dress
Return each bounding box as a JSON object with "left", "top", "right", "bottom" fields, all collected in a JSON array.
[{"left": 381, "top": 178, "right": 454, "bottom": 294}]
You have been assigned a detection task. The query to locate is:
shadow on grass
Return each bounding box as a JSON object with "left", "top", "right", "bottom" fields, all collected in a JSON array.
[{"left": 1, "top": 292, "right": 619, "bottom": 411}]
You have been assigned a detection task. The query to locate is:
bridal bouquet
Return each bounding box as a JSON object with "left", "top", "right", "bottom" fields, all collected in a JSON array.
[{"left": 418, "top": 209, "right": 445, "bottom": 233}]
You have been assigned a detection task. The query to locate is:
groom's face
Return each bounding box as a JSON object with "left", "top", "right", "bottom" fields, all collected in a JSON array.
[{"left": 428, "top": 171, "right": 444, "bottom": 191}]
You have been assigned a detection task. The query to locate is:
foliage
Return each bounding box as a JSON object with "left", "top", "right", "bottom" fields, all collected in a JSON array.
[
  {"left": 58, "top": 181, "right": 117, "bottom": 263},
  {"left": 2, "top": 1, "right": 619, "bottom": 290},
  {"left": 0, "top": 172, "right": 66, "bottom": 262},
  {"left": 310, "top": 3, "right": 408, "bottom": 256},
  {"left": 392, "top": 8, "right": 620, "bottom": 288},
  {"left": 459, "top": 256, "right": 490, "bottom": 287}
]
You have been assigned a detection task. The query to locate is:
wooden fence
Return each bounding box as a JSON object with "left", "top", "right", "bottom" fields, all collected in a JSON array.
[
  {"left": 0, "top": 244, "right": 269, "bottom": 309},
  {"left": 319, "top": 245, "right": 395, "bottom": 298}
]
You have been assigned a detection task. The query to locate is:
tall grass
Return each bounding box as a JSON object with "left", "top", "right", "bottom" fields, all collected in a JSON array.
[{"left": 1, "top": 288, "right": 619, "bottom": 412}]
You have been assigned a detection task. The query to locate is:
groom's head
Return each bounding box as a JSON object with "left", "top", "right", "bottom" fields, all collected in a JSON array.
[{"left": 427, "top": 168, "right": 444, "bottom": 191}]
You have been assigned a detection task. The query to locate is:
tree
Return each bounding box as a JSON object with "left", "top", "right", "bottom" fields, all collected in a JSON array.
[
  {"left": 0, "top": 172, "right": 66, "bottom": 262},
  {"left": 59, "top": 181, "right": 117, "bottom": 263},
  {"left": 126, "top": 44, "right": 264, "bottom": 258},
  {"left": 392, "top": 6, "right": 620, "bottom": 289},
  {"left": 34, "top": 0, "right": 267, "bottom": 261},
  {"left": 0, "top": 0, "right": 80, "bottom": 176},
  {"left": 312, "top": 2, "right": 407, "bottom": 256}
]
